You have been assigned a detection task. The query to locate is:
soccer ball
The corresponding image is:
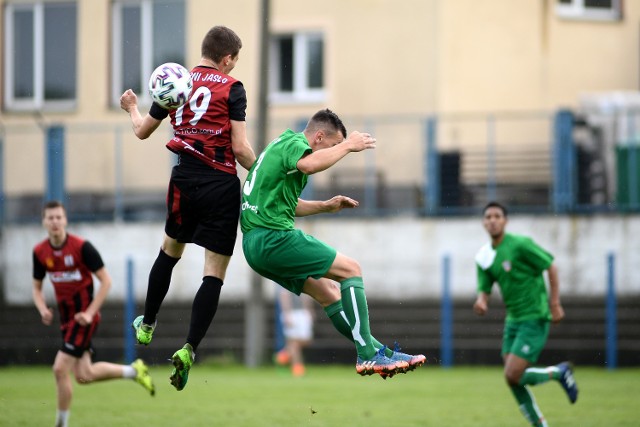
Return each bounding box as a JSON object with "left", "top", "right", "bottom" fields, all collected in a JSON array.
[{"left": 148, "top": 62, "right": 193, "bottom": 109}]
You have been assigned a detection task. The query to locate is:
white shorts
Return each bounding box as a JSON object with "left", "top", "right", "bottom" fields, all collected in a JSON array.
[{"left": 281, "top": 309, "right": 313, "bottom": 341}]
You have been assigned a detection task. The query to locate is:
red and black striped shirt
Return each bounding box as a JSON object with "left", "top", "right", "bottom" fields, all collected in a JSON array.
[
  {"left": 33, "top": 233, "right": 104, "bottom": 326},
  {"left": 156, "top": 65, "right": 247, "bottom": 176}
]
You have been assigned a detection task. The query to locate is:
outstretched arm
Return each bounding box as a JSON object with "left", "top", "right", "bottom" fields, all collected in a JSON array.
[
  {"left": 297, "top": 131, "right": 376, "bottom": 175},
  {"left": 120, "top": 89, "right": 163, "bottom": 139},
  {"left": 295, "top": 195, "right": 359, "bottom": 217}
]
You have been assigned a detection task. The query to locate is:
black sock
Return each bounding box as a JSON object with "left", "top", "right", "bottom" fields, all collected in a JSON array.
[
  {"left": 143, "top": 249, "right": 180, "bottom": 324},
  {"left": 186, "top": 276, "right": 223, "bottom": 352}
]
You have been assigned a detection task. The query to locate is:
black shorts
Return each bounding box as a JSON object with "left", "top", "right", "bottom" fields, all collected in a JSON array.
[{"left": 165, "top": 164, "right": 241, "bottom": 256}]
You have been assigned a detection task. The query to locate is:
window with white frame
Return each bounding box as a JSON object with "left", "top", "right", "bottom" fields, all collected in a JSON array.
[
  {"left": 556, "top": 0, "right": 622, "bottom": 21},
  {"left": 3, "top": 1, "right": 77, "bottom": 111},
  {"left": 270, "top": 32, "right": 325, "bottom": 104},
  {"left": 111, "top": 0, "right": 186, "bottom": 106}
]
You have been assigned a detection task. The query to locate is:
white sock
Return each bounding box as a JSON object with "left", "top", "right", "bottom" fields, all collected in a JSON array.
[
  {"left": 122, "top": 365, "right": 136, "bottom": 379},
  {"left": 56, "top": 409, "right": 70, "bottom": 427}
]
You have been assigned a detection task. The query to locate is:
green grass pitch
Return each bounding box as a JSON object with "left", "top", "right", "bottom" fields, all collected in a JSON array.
[{"left": 1, "top": 363, "right": 638, "bottom": 426}]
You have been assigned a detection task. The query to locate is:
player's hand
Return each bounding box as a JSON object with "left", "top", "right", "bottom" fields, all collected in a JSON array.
[
  {"left": 473, "top": 298, "right": 488, "bottom": 316},
  {"left": 74, "top": 311, "right": 94, "bottom": 326},
  {"left": 119, "top": 89, "right": 139, "bottom": 113},
  {"left": 344, "top": 131, "right": 376, "bottom": 152},
  {"left": 40, "top": 307, "right": 54, "bottom": 326},
  {"left": 550, "top": 303, "right": 565, "bottom": 324},
  {"left": 324, "top": 195, "right": 359, "bottom": 213}
]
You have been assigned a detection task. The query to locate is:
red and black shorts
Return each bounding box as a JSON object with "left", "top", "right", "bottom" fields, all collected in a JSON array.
[
  {"left": 60, "top": 315, "right": 100, "bottom": 358},
  {"left": 165, "top": 164, "right": 241, "bottom": 256}
]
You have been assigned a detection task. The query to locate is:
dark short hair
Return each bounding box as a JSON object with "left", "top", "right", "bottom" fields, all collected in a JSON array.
[
  {"left": 201, "top": 26, "right": 242, "bottom": 63},
  {"left": 306, "top": 108, "right": 347, "bottom": 138},
  {"left": 42, "top": 200, "right": 65, "bottom": 217},
  {"left": 483, "top": 201, "right": 507, "bottom": 217}
]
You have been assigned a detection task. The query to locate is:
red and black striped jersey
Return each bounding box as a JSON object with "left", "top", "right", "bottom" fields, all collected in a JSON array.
[
  {"left": 32, "top": 233, "right": 104, "bottom": 324},
  {"left": 164, "top": 65, "right": 247, "bottom": 175}
]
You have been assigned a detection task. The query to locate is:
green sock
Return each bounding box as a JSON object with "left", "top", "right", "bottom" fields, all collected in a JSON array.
[
  {"left": 339, "top": 277, "right": 378, "bottom": 360},
  {"left": 510, "top": 385, "right": 548, "bottom": 427},
  {"left": 519, "top": 366, "right": 558, "bottom": 386},
  {"left": 324, "top": 300, "right": 391, "bottom": 356},
  {"left": 549, "top": 365, "right": 562, "bottom": 380},
  {"left": 324, "top": 300, "right": 352, "bottom": 340}
]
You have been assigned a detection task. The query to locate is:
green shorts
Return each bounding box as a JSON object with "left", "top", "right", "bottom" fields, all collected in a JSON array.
[
  {"left": 502, "top": 319, "right": 550, "bottom": 363},
  {"left": 242, "top": 228, "right": 337, "bottom": 295}
]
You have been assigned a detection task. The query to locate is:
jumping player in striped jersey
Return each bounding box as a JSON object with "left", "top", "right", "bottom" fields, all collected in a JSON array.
[
  {"left": 32, "top": 201, "right": 154, "bottom": 427},
  {"left": 241, "top": 109, "right": 426, "bottom": 378},
  {"left": 120, "top": 25, "right": 256, "bottom": 391}
]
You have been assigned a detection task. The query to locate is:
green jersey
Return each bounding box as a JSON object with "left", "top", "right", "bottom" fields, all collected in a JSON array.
[
  {"left": 241, "top": 129, "right": 311, "bottom": 233},
  {"left": 475, "top": 233, "right": 554, "bottom": 322}
]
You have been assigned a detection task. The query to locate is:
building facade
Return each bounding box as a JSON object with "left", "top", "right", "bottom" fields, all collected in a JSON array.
[{"left": 1, "top": 0, "right": 637, "bottom": 217}]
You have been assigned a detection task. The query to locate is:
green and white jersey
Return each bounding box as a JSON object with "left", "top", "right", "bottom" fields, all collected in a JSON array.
[
  {"left": 475, "top": 233, "right": 554, "bottom": 322},
  {"left": 241, "top": 129, "right": 311, "bottom": 233}
]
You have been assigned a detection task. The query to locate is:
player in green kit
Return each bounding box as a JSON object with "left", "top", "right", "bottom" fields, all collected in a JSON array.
[
  {"left": 474, "top": 201, "right": 579, "bottom": 426},
  {"left": 241, "top": 109, "right": 426, "bottom": 378}
]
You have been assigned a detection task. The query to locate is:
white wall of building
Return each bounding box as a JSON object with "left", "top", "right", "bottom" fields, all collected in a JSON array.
[{"left": 3, "top": 214, "right": 639, "bottom": 306}]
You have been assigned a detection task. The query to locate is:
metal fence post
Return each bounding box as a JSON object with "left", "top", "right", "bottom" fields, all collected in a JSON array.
[
  {"left": 552, "top": 110, "right": 575, "bottom": 212},
  {"left": 46, "top": 125, "right": 65, "bottom": 203},
  {"left": 486, "top": 114, "right": 497, "bottom": 202},
  {"left": 440, "top": 253, "right": 453, "bottom": 367},
  {"left": 606, "top": 252, "right": 617, "bottom": 370},
  {"left": 625, "top": 111, "right": 639, "bottom": 209},
  {"left": 425, "top": 116, "right": 439, "bottom": 214},
  {"left": 124, "top": 257, "right": 136, "bottom": 364},
  {"left": 364, "top": 118, "right": 377, "bottom": 214},
  {"left": 0, "top": 129, "right": 4, "bottom": 224},
  {"left": 114, "top": 127, "right": 124, "bottom": 222},
  {"left": 273, "top": 294, "right": 284, "bottom": 353}
]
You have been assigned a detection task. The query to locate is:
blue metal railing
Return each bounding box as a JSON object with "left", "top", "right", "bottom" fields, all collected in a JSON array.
[{"left": 2, "top": 110, "right": 640, "bottom": 224}]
